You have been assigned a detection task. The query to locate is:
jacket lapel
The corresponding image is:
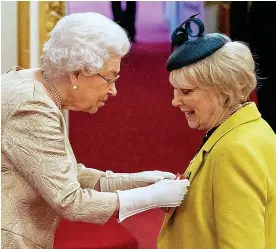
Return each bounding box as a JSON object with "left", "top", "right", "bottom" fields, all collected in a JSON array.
[
  {"left": 184, "top": 148, "right": 204, "bottom": 182},
  {"left": 163, "top": 102, "right": 261, "bottom": 222},
  {"left": 185, "top": 102, "right": 261, "bottom": 183}
]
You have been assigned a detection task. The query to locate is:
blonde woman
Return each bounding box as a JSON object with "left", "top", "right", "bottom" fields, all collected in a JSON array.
[{"left": 157, "top": 15, "right": 276, "bottom": 249}]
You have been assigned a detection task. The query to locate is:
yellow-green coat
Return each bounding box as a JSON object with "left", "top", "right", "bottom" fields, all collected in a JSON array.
[{"left": 157, "top": 102, "right": 276, "bottom": 249}]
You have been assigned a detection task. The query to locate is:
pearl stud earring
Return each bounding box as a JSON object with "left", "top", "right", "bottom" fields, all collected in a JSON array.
[{"left": 73, "top": 85, "right": 78, "bottom": 90}]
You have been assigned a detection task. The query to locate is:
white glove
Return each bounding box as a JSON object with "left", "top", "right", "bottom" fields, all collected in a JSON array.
[
  {"left": 100, "top": 170, "right": 176, "bottom": 192},
  {"left": 116, "top": 179, "right": 190, "bottom": 222}
]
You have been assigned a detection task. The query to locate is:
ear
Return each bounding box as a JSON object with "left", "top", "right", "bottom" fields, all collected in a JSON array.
[{"left": 68, "top": 71, "right": 80, "bottom": 86}]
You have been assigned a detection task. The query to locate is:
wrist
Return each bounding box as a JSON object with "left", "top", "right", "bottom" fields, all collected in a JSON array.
[
  {"left": 94, "top": 180, "right": 101, "bottom": 191},
  {"left": 112, "top": 193, "right": 120, "bottom": 218},
  {"left": 100, "top": 171, "right": 136, "bottom": 192}
]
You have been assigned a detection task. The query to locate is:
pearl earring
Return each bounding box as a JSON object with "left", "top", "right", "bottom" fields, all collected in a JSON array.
[{"left": 73, "top": 85, "right": 78, "bottom": 90}]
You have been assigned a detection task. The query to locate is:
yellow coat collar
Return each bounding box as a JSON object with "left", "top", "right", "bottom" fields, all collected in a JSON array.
[{"left": 184, "top": 102, "right": 261, "bottom": 183}]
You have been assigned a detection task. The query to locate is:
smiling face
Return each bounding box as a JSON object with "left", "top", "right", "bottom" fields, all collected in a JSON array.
[
  {"left": 68, "top": 57, "right": 121, "bottom": 114},
  {"left": 171, "top": 76, "right": 226, "bottom": 131}
]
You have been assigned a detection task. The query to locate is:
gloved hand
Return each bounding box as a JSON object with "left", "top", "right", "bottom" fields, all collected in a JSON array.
[
  {"left": 116, "top": 178, "right": 190, "bottom": 222},
  {"left": 100, "top": 170, "right": 176, "bottom": 192}
]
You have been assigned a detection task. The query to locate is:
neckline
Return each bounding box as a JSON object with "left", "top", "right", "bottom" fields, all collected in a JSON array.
[{"left": 9, "top": 67, "right": 59, "bottom": 110}]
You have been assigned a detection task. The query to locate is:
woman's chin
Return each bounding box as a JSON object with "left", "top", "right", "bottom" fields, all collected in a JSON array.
[
  {"left": 82, "top": 105, "right": 98, "bottom": 114},
  {"left": 88, "top": 107, "right": 98, "bottom": 114},
  {"left": 187, "top": 121, "right": 199, "bottom": 130}
]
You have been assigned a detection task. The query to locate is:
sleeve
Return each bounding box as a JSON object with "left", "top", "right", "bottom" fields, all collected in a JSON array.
[
  {"left": 212, "top": 142, "right": 267, "bottom": 249},
  {"left": 77, "top": 163, "right": 105, "bottom": 189},
  {"left": 2, "top": 99, "right": 117, "bottom": 224}
]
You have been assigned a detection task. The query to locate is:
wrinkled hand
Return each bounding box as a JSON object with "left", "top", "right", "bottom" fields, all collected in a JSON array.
[
  {"left": 100, "top": 170, "right": 176, "bottom": 192},
  {"left": 117, "top": 179, "right": 190, "bottom": 222}
]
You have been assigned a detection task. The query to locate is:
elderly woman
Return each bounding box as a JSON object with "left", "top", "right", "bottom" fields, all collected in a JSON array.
[
  {"left": 1, "top": 13, "right": 190, "bottom": 249},
  {"left": 157, "top": 15, "right": 276, "bottom": 249}
]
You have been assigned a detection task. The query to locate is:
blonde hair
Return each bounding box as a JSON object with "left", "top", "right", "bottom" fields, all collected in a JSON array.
[{"left": 169, "top": 41, "right": 257, "bottom": 108}]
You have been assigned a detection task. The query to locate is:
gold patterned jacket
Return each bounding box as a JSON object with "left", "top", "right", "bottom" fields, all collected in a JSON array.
[{"left": 1, "top": 67, "right": 117, "bottom": 249}]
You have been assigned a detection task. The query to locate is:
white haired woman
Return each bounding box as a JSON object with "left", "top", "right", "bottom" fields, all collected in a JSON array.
[
  {"left": 1, "top": 13, "right": 190, "bottom": 249},
  {"left": 157, "top": 15, "right": 276, "bottom": 249}
]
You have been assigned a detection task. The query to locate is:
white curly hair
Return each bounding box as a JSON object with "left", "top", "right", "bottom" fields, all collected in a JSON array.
[{"left": 40, "top": 12, "right": 131, "bottom": 78}]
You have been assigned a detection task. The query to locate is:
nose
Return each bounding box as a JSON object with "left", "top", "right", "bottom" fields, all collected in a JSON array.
[
  {"left": 172, "top": 90, "right": 182, "bottom": 107},
  {"left": 172, "top": 97, "right": 182, "bottom": 107},
  {"left": 108, "top": 83, "right": 117, "bottom": 96}
]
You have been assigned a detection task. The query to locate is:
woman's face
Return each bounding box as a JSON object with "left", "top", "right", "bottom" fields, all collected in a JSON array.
[
  {"left": 171, "top": 78, "right": 224, "bottom": 131},
  {"left": 69, "top": 57, "right": 121, "bottom": 114}
]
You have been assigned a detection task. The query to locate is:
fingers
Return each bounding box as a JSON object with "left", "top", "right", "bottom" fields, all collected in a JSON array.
[
  {"left": 155, "top": 176, "right": 165, "bottom": 181},
  {"left": 135, "top": 171, "right": 176, "bottom": 184},
  {"left": 159, "top": 178, "right": 190, "bottom": 185},
  {"left": 152, "top": 171, "right": 176, "bottom": 180}
]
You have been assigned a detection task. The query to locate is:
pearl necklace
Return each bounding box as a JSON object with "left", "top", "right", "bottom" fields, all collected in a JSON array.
[{"left": 42, "top": 71, "right": 62, "bottom": 110}]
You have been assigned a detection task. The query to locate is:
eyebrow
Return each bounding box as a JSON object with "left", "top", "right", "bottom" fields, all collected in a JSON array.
[
  {"left": 180, "top": 87, "right": 194, "bottom": 90},
  {"left": 173, "top": 83, "right": 195, "bottom": 90}
]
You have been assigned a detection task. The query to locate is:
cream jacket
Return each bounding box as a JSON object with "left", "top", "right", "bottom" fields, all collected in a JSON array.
[{"left": 1, "top": 67, "right": 117, "bottom": 249}]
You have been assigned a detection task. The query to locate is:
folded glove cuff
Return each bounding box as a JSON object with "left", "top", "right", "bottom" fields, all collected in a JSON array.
[{"left": 100, "top": 171, "right": 136, "bottom": 192}]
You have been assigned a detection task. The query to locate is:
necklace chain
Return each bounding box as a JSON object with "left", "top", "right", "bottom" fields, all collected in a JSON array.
[
  {"left": 221, "top": 104, "right": 242, "bottom": 124},
  {"left": 188, "top": 102, "right": 249, "bottom": 169},
  {"left": 42, "top": 71, "right": 62, "bottom": 110},
  {"left": 206, "top": 102, "right": 249, "bottom": 134}
]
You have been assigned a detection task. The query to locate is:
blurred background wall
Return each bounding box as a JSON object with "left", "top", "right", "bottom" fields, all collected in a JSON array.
[
  {"left": 1, "top": 1, "right": 17, "bottom": 72},
  {"left": 1, "top": 1, "right": 229, "bottom": 73}
]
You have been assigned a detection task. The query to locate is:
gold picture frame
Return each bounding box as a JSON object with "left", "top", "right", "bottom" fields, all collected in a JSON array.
[
  {"left": 17, "top": 1, "right": 65, "bottom": 68},
  {"left": 39, "top": 1, "right": 65, "bottom": 54},
  {"left": 17, "top": 1, "right": 30, "bottom": 68}
]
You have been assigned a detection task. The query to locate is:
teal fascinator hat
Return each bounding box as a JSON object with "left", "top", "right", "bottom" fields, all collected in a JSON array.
[{"left": 166, "top": 14, "right": 231, "bottom": 72}]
